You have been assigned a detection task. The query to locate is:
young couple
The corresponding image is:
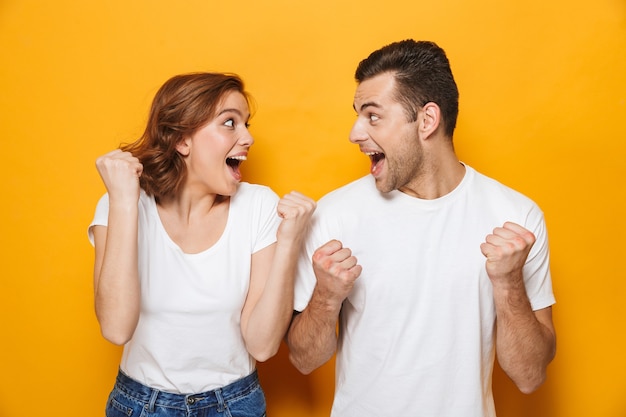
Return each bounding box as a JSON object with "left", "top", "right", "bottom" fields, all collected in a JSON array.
[{"left": 89, "top": 39, "right": 556, "bottom": 417}]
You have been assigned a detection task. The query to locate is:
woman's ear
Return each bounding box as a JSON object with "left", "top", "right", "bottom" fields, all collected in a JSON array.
[
  {"left": 176, "top": 137, "right": 191, "bottom": 156},
  {"left": 419, "top": 102, "right": 442, "bottom": 139}
]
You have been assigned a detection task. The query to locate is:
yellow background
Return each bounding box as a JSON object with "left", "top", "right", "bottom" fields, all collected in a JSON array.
[{"left": 1, "top": 0, "right": 625, "bottom": 416}]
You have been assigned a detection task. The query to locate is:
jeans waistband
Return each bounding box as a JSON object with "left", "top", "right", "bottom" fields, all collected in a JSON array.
[{"left": 114, "top": 369, "right": 260, "bottom": 409}]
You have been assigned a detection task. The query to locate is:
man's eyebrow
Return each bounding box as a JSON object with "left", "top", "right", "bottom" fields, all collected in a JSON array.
[{"left": 354, "top": 101, "right": 383, "bottom": 112}]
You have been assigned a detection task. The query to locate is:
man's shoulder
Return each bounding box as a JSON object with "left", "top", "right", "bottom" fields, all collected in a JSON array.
[
  {"left": 468, "top": 165, "right": 540, "bottom": 210},
  {"left": 318, "top": 175, "right": 375, "bottom": 205}
]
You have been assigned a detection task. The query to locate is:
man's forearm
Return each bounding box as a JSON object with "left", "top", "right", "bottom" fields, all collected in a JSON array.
[
  {"left": 494, "top": 286, "right": 556, "bottom": 394},
  {"left": 287, "top": 294, "right": 341, "bottom": 374}
]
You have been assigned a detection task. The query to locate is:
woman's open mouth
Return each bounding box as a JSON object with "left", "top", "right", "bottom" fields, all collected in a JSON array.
[{"left": 226, "top": 155, "right": 246, "bottom": 181}]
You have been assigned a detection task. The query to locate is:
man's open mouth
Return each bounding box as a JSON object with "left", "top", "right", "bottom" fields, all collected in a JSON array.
[{"left": 365, "top": 151, "right": 385, "bottom": 175}]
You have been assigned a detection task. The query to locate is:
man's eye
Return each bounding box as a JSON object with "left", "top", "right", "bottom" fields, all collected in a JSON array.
[
  {"left": 369, "top": 114, "right": 380, "bottom": 122},
  {"left": 224, "top": 119, "right": 234, "bottom": 127}
]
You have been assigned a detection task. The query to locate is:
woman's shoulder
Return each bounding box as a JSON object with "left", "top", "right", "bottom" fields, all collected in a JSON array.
[{"left": 236, "top": 182, "right": 279, "bottom": 202}]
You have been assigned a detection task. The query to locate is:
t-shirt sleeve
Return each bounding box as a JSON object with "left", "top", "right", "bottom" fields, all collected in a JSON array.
[
  {"left": 293, "top": 210, "right": 330, "bottom": 312},
  {"left": 524, "top": 204, "right": 556, "bottom": 310},
  {"left": 87, "top": 193, "right": 110, "bottom": 246},
  {"left": 251, "top": 186, "right": 281, "bottom": 254}
]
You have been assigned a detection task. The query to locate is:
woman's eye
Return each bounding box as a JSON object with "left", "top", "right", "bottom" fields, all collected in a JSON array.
[{"left": 224, "top": 119, "right": 234, "bottom": 127}]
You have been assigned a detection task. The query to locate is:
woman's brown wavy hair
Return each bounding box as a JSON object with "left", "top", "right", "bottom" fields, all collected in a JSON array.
[{"left": 121, "top": 72, "right": 251, "bottom": 201}]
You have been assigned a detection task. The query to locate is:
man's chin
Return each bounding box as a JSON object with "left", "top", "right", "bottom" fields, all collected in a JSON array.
[{"left": 373, "top": 177, "right": 394, "bottom": 194}]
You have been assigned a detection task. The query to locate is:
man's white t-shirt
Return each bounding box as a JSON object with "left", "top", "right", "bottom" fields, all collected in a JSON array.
[
  {"left": 89, "top": 183, "right": 280, "bottom": 394},
  {"left": 294, "top": 165, "right": 555, "bottom": 417}
]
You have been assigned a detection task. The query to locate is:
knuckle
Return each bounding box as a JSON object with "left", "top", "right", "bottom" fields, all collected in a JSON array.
[
  {"left": 339, "top": 247, "right": 352, "bottom": 258},
  {"left": 312, "top": 250, "right": 326, "bottom": 263},
  {"left": 511, "top": 236, "right": 527, "bottom": 249},
  {"left": 321, "top": 259, "right": 336, "bottom": 272}
]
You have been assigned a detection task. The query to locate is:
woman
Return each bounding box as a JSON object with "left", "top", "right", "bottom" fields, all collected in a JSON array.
[{"left": 88, "top": 72, "right": 315, "bottom": 417}]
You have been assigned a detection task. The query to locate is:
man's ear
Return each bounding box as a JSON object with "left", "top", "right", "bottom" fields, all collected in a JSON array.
[
  {"left": 419, "top": 102, "right": 441, "bottom": 139},
  {"left": 176, "top": 137, "right": 191, "bottom": 156}
]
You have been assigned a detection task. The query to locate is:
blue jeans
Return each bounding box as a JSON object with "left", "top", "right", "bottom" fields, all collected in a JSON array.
[{"left": 105, "top": 369, "right": 266, "bottom": 417}]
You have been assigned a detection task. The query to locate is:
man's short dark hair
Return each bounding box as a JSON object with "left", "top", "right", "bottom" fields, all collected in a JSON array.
[{"left": 355, "top": 39, "right": 459, "bottom": 137}]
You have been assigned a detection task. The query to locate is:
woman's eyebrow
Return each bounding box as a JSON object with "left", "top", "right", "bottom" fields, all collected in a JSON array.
[{"left": 217, "top": 108, "right": 250, "bottom": 119}]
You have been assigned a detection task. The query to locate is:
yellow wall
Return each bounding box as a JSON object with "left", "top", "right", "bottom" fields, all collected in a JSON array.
[{"left": 1, "top": 0, "right": 624, "bottom": 416}]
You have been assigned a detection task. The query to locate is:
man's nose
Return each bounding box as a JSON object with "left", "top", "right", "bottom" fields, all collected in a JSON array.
[{"left": 349, "top": 119, "right": 368, "bottom": 144}]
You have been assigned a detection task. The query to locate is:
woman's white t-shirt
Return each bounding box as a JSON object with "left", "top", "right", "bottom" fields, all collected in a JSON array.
[{"left": 89, "top": 183, "right": 280, "bottom": 393}]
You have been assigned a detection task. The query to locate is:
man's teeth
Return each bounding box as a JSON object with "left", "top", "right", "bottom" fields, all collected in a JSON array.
[{"left": 365, "top": 151, "right": 381, "bottom": 156}]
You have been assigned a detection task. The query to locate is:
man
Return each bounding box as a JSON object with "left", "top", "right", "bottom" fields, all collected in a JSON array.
[{"left": 286, "top": 39, "right": 556, "bottom": 416}]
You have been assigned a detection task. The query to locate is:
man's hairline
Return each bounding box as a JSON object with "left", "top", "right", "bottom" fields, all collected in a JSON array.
[{"left": 355, "top": 70, "right": 418, "bottom": 122}]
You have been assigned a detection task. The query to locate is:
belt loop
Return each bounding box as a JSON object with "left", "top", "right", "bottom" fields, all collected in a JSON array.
[
  {"left": 148, "top": 388, "right": 159, "bottom": 413},
  {"left": 216, "top": 388, "right": 226, "bottom": 412}
]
